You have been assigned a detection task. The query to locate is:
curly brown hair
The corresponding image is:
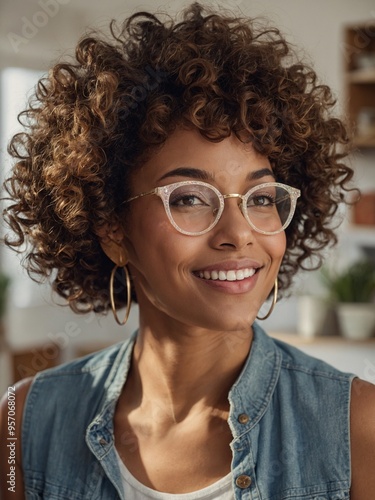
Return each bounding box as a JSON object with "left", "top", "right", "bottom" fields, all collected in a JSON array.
[{"left": 2, "top": 2, "right": 354, "bottom": 314}]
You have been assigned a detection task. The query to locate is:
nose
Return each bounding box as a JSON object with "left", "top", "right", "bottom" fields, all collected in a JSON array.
[{"left": 209, "top": 196, "right": 255, "bottom": 249}]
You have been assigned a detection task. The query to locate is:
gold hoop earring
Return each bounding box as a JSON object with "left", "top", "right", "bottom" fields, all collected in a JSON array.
[
  {"left": 256, "top": 279, "right": 278, "bottom": 321},
  {"left": 110, "top": 264, "right": 132, "bottom": 326}
]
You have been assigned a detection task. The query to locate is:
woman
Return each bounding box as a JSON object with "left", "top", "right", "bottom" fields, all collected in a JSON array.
[{"left": 1, "top": 3, "right": 374, "bottom": 499}]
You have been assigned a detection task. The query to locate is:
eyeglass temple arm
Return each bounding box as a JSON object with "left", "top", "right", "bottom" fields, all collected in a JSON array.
[{"left": 124, "top": 189, "right": 158, "bottom": 204}]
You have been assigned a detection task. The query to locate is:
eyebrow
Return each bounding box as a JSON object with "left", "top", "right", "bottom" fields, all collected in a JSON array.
[
  {"left": 158, "top": 166, "right": 275, "bottom": 182},
  {"left": 247, "top": 168, "right": 275, "bottom": 181},
  {"left": 158, "top": 167, "right": 214, "bottom": 181}
]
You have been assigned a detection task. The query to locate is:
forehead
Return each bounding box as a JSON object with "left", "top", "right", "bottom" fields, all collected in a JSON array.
[{"left": 133, "top": 128, "right": 272, "bottom": 189}]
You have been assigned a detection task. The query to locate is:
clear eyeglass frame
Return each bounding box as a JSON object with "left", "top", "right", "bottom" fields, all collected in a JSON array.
[{"left": 124, "top": 180, "right": 301, "bottom": 236}]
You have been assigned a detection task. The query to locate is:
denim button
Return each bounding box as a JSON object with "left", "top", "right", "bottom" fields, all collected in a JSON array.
[
  {"left": 99, "top": 438, "right": 107, "bottom": 445},
  {"left": 238, "top": 413, "right": 250, "bottom": 424},
  {"left": 235, "top": 475, "right": 252, "bottom": 488}
]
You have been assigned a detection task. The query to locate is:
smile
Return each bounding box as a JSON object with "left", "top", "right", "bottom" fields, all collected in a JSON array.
[{"left": 196, "top": 268, "right": 257, "bottom": 281}]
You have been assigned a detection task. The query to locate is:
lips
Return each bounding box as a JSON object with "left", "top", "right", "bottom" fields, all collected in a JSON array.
[{"left": 197, "top": 268, "right": 257, "bottom": 281}]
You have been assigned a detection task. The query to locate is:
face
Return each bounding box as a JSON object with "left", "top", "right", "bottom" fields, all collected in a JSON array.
[{"left": 121, "top": 128, "right": 286, "bottom": 332}]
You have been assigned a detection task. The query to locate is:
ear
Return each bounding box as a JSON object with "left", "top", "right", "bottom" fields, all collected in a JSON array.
[{"left": 96, "top": 222, "right": 128, "bottom": 266}]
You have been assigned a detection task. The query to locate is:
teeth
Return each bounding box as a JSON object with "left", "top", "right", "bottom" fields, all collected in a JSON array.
[
  {"left": 197, "top": 268, "right": 256, "bottom": 281},
  {"left": 236, "top": 270, "right": 244, "bottom": 280},
  {"left": 227, "top": 271, "right": 236, "bottom": 281}
]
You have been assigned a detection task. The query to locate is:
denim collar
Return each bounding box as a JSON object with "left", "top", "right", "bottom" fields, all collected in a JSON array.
[{"left": 227, "top": 322, "right": 282, "bottom": 438}]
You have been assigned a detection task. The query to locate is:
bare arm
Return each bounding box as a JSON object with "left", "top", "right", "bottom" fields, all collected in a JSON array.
[
  {"left": 0, "top": 378, "right": 33, "bottom": 500},
  {"left": 350, "top": 378, "right": 375, "bottom": 499}
]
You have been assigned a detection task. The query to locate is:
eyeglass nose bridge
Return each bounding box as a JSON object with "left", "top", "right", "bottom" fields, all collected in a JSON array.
[
  {"left": 222, "top": 193, "right": 244, "bottom": 209},
  {"left": 220, "top": 193, "right": 247, "bottom": 221},
  {"left": 213, "top": 194, "right": 243, "bottom": 217},
  {"left": 222, "top": 193, "right": 242, "bottom": 200},
  {"left": 222, "top": 193, "right": 243, "bottom": 210}
]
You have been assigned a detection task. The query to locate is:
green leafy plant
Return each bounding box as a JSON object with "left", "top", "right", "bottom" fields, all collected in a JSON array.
[
  {"left": 321, "top": 260, "right": 375, "bottom": 303},
  {"left": 0, "top": 272, "right": 10, "bottom": 319}
]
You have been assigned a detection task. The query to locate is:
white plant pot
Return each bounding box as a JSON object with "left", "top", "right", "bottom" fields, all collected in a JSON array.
[
  {"left": 298, "top": 295, "right": 329, "bottom": 338},
  {"left": 336, "top": 303, "right": 375, "bottom": 340}
]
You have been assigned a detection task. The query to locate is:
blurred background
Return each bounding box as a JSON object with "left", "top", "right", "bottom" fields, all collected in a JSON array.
[{"left": 1, "top": 0, "right": 375, "bottom": 391}]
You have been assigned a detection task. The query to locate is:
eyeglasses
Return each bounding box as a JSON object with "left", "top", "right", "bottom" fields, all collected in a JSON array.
[{"left": 124, "top": 181, "right": 301, "bottom": 236}]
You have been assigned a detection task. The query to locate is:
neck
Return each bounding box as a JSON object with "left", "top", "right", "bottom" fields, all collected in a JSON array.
[{"left": 128, "top": 309, "right": 253, "bottom": 423}]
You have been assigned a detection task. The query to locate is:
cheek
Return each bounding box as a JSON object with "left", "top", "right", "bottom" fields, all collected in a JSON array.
[
  {"left": 125, "top": 208, "right": 183, "bottom": 273},
  {"left": 263, "top": 232, "right": 287, "bottom": 264},
  {"left": 125, "top": 218, "right": 201, "bottom": 314},
  {"left": 277, "top": 232, "right": 287, "bottom": 256}
]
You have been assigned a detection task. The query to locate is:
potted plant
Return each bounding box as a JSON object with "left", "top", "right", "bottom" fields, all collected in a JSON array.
[{"left": 322, "top": 259, "right": 375, "bottom": 340}]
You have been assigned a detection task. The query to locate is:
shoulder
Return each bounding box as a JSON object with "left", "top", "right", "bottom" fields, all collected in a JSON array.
[
  {"left": 270, "top": 336, "right": 354, "bottom": 442},
  {"left": 350, "top": 378, "right": 375, "bottom": 499},
  {"left": 255, "top": 324, "right": 351, "bottom": 380},
  {"left": 273, "top": 335, "right": 353, "bottom": 381},
  {"left": 0, "top": 377, "right": 33, "bottom": 500},
  {"left": 22, "top": 340, "right": 131, "bottom": 418},
  {"left": 253, "top": 326, "right": 354, "bottom": 408},
  {"left": 21, "top": 336, "right": 134, "bottom": 432}
]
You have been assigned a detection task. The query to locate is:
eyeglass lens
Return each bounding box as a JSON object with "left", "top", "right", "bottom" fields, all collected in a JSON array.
[{"left": 168, "top": 183, "right": 293, "bottom": 234}]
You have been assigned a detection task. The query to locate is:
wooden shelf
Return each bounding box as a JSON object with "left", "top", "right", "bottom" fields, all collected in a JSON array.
[
  {"left": 352, "top": 135, "right": 375, "bottom": 148},
  {"left": 344, "top": 22, "right": 375, "bottom": 149},
  {"left": 347, "top": 69, "right": 375, "bottom": 84}
]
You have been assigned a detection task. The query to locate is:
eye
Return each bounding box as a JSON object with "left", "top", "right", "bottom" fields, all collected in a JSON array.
[
  {"left": 169, "top": 184, "right": 216, "bottom": 209},
  {"left": 247, "top": 194, "right": 276, "bottom": 207},
  {"left": 170, "top": 194, "right": 208, "bottom": 207}
]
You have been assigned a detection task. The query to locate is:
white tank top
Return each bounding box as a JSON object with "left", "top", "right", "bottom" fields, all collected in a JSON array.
[{"left": 115, "top": 450, "right": 234, "bottom": 499}]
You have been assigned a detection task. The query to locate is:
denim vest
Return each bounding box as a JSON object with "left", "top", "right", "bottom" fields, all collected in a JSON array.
[{"left": 22, "top": 323, "right": 355, "bottom": 499}]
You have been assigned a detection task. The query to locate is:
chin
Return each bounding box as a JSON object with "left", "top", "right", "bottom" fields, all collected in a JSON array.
[{"left": 193, "top": 312, "right": 258, "bottom": 333}]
